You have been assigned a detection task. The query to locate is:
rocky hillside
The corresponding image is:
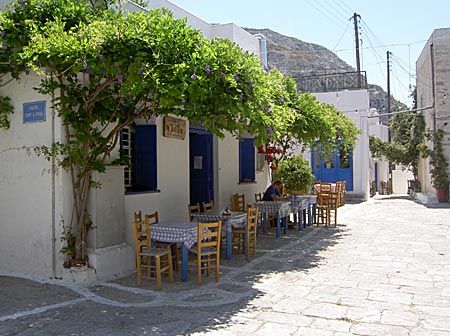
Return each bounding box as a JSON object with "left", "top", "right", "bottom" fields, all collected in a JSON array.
[{"left": 245, "top": 28, "right": 406, "bottom": 115}]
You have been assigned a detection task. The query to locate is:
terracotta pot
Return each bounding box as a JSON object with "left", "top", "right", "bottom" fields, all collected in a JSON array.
[{"left": 436, "top": 188, "right": 449, "bottom": 203}]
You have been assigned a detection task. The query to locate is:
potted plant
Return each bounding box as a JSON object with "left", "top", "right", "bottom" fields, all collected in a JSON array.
[
  {"left": 424, "top": 129, "right": 449, "bottom": 202},
  {"left": 275, "top": 155, "right": 315, "bottom": 195}
]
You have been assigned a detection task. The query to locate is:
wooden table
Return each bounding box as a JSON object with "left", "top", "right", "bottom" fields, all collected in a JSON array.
[
  {"left": 191, "top": 211, "right": 247, "bottom": 260},
  {"left": 255, "top": 201, "right": 291, "bottom": 237},
  {"left": 151, "top": 221, "right": 197, "bottom": 282}
]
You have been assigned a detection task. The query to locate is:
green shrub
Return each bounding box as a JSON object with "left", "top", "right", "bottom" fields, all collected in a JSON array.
[{"left": 275, "top": 155, "right": 315, "bottom": 194}]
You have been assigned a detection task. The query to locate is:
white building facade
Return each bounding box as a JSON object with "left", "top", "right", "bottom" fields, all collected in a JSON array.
[
  {"left": 416, "top": 28, "right": 450, "bottom": 197},
  {"left": 0, "top": 1, "right": 270, "bottom": 280},
  {"left": 309, "top": 90, "right": 370, "bottom": 200}
]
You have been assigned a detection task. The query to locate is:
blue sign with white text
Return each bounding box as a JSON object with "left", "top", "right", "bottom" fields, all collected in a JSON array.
[{"left": 23, "top": 101, "right": 46, "bottom": 123}]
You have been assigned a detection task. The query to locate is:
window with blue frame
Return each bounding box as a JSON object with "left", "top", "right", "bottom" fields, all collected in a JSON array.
[
  {"left": 120, "top": 124, "right": 157, "bottom": 192},
  {"left": 239, "top": 138, "right": 255, "bottom": 182}
]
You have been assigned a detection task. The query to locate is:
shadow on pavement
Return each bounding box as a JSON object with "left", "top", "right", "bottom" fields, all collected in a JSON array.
[{"left": 0, "top": 216, "right": 351, "bottom": 335}]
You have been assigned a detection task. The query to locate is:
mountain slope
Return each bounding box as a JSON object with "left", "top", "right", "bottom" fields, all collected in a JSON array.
[{"left": 245, "top": 28, "right": 406, "bottom": 113}]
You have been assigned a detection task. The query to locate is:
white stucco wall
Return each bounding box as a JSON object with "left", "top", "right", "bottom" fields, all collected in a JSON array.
[
  {"left": 313, "top": 90, "right": 370, "bottom": 199},
  {"left": 0, "top": 74, "right": 67, "bottom": 277},
  {"left": 416, "top": 28, "right": 450, "bottom": 194},
  {"left": 211, "top": 23, "right": 261, "bottom": 54},
  {"left": 368, "top": 111, "right": 390, "bottom": 193},
  {"left": 122, "top": 125, "right": 271, "bottom": 250},
  {"left": 1, "top": 0, "right": 268, "bottom": 279},
  {"left": 216, "top": 133, "right": 271, "bottom": 210},
  {"left": 123, "top": 116, "right": 190, "bottom": 248}
]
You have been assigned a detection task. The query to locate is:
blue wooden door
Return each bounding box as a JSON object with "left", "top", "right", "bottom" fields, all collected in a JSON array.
[
  {"left": 312, "top": 147, "right": 353, "bottom": 191},
  {"left": 189, "top": 130, "right": 214, "bottom": 206}
]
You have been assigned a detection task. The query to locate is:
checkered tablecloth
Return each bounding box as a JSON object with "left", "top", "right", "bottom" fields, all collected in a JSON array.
[
  {"left": 151, "top": 221, "right": 198, "bottom": 249},
  {"left": 292, "top": 195, "right": 317, "bottom": 206},
  {"left": 289, "top": 197, "right": 308, "bottom": 212},
  {"left": 255, "top": 201, "right": 292, "bottom": 218},
  {"left": 192, "top": 211, "right": 247, "bottom": 229}
]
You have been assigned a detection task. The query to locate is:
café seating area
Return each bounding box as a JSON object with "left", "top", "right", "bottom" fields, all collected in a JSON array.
[
  {"left": 313, "top": 181, "right": 346, "bottom": 227},
  {"left": 130, "top": 182, "right": 346, "bottom": 289}
]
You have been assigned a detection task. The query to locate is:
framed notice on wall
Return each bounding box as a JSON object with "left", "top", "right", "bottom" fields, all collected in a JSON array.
[
  {"left": 163, "top": 116, "right": 186, "bottom": 140},
  {"left": 23, "top": 101, "right": 46, "bottom": 123}
]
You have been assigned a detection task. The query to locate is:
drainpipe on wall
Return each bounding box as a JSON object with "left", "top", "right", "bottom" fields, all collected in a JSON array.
[{"left": 253, "top": 33, "right": 268, "bottom": 72}]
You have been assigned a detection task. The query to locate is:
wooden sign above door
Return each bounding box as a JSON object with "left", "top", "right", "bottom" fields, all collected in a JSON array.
[{"left": 163, "top": 116, "right": 186, "bottom": 140}]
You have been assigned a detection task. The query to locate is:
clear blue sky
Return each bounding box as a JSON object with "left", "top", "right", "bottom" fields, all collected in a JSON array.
[{"left": 171, "top": 0, "right": 450, "bottom": 108}]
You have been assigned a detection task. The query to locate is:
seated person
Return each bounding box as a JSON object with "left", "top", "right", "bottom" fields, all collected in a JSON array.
[{"left": 262, "top": 180, "right": 285, "bottom": 201}]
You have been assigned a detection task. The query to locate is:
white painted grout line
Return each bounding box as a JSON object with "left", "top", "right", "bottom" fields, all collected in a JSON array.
[{"left": 0, "top": 298, "right": 88, "bottom": 322}]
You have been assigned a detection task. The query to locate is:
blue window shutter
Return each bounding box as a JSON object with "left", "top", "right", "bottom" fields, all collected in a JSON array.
[
  {"left": 133, "top": 125, "right": 157, "bottom": 189},
  {"left": 239, "top": 138, "right": 255, "bottom": 182}
]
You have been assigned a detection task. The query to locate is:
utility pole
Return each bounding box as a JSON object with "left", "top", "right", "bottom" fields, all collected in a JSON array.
[
  {"left": 386, "top": 51, "right": 391, "bottom": 143},
  {"left": 386, "top": 51, "right": 391, "bottom": 117},
  {"left": 386, "top": 51, "right": 392, "bottom": 175},
  {"left": 353, "top": 13, "right": 361, "bottom": 88}
]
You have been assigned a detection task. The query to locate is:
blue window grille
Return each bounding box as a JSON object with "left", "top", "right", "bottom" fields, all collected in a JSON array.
[
  {"left": 239, "top": 138, "right": 255, "bottom": 182},
  {"left": 120, "top": 124, "right": 157, "bottom": 192}
]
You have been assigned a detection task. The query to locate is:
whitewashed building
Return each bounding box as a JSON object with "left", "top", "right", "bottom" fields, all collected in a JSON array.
[
  {"left": 368, "top": 108, "right": 390, "bottom": 193},
  {"left": 416, "top": 27, "right": 450, "bottom": 199},
  {"left": 310, "top": 89, "right": 370, "bottom": 200},
  {"left": 0, "top": 1, "right": 270, "bottom": 280}
]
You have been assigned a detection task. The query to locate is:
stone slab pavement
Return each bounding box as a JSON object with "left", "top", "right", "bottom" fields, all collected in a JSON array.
[{"left": 1, "top": 195, "right": 450, "bottom": 335}]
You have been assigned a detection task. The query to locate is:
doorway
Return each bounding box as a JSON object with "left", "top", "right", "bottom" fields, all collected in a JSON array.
[
  {"left": 312, "top": 146, "right": 353, "bottom": 190},
  {"left": 189, "top": 129, "right": 214, "bottom": 207}
]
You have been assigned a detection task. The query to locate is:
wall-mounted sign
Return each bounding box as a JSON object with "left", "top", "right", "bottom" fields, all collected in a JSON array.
[
  {"left": 163, "top": 116, "right": 186, "bottom": 140},
  {"left": 194, "top": 156, "right": 203, "bottom": 170},
  {"left": 23, "top": 101, "right": 46, "bottom": 123}
]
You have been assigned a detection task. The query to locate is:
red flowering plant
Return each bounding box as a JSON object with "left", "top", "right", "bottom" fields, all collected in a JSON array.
[{"left": 263, "top": 141, "right": 283, "bottom": 171}]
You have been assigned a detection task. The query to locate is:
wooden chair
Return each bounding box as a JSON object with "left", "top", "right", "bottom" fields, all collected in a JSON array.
[
  {"left": 254, "top": 192, "right": 263, "bottom": 229},
  {"left": 232, "top": 205, "right": 258, "bottom": 259},
  {"left": 337, "top": 181, "right": 346, "bottom": 206},
  {"left": 316, "top": 183, "right": 332, "bottom": 226},
  {"left": 231, "top": 193, "right": 246, "bottom": 211},
  {"left": 189, "top": 220, "right": 222, "bottom": 285},
  {"left": 316, "top": 183, "right": 340, "bottom": 227},
  {"left": 134, "top": 211, "right": 143, "bottom": 222},
  {"left": 188, "top": 203, "right": 201, "bottom": 221},
  {"left": 202, "top": 200, "right": 214, "bottom": 212},
  {"left": 145, "top": 211, "right": 179, "bottom": 271},
  {"left": 329, "top": 183, "right": 341, "bottom": 226},
  {"left": 132, "top": 218, "right": 174, "bottom": 290}
]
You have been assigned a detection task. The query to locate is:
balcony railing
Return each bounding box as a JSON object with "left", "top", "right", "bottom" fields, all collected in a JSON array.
[{"left": 296, "top": 71, "right": 367, "bottom": 93}]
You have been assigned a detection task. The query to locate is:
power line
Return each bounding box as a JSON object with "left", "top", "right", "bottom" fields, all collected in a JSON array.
[
  {"left": 333, "top": 20, "right": 351, "bottom": 51},
  {"left": 335, "top": 36, "right": 450, "bottom": 53},
  {"left": 320, "top": 0, "right": 350, "bottom": 21},
  {"left": 359, "top": 24, "right": 386, "bottom": 84},
  {"left": 304, "top": 0, "right": 349, "bottom": 31},
  {"left": 331, "top": 0, "right": 354, "bottom": 13}
]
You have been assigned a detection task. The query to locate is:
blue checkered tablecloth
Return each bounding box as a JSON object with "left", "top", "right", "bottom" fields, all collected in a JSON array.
[
  {"left": 292, "top": 195, "right": 317, "bottom": 205},
  {"left": 289, "top": 197, "right": 308, "bottom": 212},
  {"left": 255, "top": 201, "right": 292, "bottom": 218},
  {"left": 151, "top": 221, "right": 198, "bottom": 249},
  {"left": 192, "top": 211, "right": 247, "bottom": 229}
]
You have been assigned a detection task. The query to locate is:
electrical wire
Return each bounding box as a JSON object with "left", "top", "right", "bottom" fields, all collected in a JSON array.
[
  {"left": 331, "top": 0, "right": 354, "bottom": 13},
  {"left": 304, "top": 0, "right": 349, "bottom": 31},
  {"left": 332, "top": 20, "right": 352, "bottom": 51},
  {"left": 320, "top": 0, "right": 350, "bottom": 21}
]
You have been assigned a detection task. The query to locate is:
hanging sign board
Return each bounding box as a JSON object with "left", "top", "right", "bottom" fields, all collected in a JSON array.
[
  {"left": 23, "top": 101, "right": 46, "bottom": 123},
  {"left": 163, "top": 116, "right": 186, "bottom": 140}
]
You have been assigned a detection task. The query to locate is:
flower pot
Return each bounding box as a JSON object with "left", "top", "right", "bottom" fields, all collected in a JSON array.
[{"left": 436, "top": 188, "right": 449, "bottom": 203}]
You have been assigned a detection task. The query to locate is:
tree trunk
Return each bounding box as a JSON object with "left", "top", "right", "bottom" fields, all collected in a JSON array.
[{"left": 74, "top": 173, "right": 92, "bottom": 260}]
